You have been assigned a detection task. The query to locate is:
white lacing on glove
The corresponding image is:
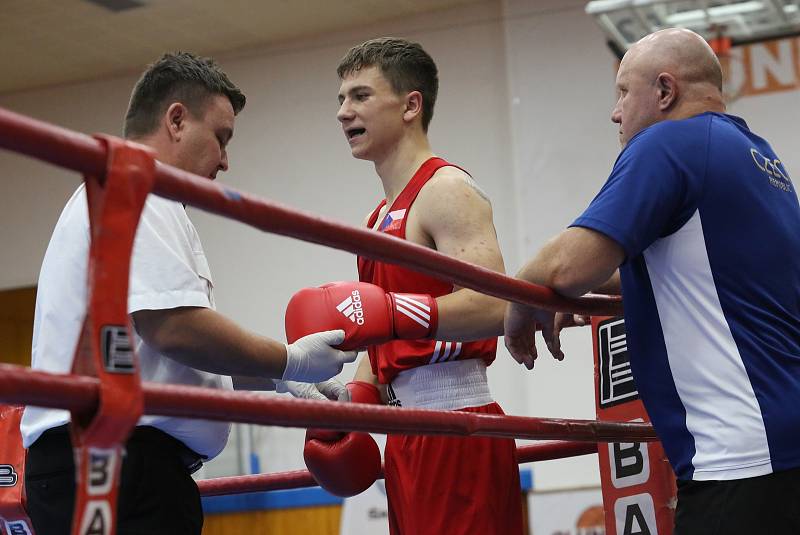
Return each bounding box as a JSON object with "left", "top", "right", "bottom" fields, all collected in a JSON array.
[{"left": 282, "top": 330, "right": 358, "bottom": 383}]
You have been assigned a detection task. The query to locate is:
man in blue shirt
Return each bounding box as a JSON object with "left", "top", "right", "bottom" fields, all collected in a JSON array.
[{"left": 504, "top": 28, "right": 800, "bottom": 534}]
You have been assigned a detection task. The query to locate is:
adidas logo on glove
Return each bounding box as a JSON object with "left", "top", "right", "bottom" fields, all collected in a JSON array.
[
  {"left": 285, "top": 282, "right": 437, "bottom": 352},
  {"left": 337, "top": 290, "right": 366, "bottom": 325}
]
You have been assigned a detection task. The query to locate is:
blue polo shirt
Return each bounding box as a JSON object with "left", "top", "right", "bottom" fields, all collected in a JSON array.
[{"left": 573, "top": 112, "right": 800, "bottom": 481}]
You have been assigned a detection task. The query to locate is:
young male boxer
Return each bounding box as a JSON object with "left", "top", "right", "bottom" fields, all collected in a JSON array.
[{"left": 286, "top": 38, "right": 524, "bottom": 535}]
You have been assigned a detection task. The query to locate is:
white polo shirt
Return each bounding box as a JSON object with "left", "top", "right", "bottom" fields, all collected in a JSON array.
[{"left": 21, "top": 185, "right": 233, "bottom": 459}]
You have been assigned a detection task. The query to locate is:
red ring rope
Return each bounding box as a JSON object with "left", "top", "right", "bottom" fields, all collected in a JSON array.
[
  {"left": 0, "top": 365, "right": 655, "bottom": 442},
  {"left": 0, "top": 107, "right": 646, "bottom": 511},
  {"left": 197, "top": 440, "right": 598, "bottom": 497},
  {"left": 0, "top": 107, "right": 620, "bottom": 317}
]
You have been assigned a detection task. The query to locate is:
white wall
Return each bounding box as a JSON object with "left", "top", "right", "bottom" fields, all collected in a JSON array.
[
  {"left": 0, "top": 77, "right": 133, "bottom": 289},
  {"left": 1, "top": 0, "right": 798, "bottom": 491},
  {"left": 503, "top": 0, "right": 620, "bottom": 490}
]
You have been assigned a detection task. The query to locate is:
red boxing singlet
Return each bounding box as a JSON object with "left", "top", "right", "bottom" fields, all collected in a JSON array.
[{"left": 357, "top": 157, "right": 497, "bottom": 384}]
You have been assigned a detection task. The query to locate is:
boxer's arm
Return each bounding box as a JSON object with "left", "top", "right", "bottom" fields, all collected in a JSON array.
[
  {"left": 353, "top": 354, "right": 379, "bottom": 384},
  {"left": 415, "top": 168, "right": 507, "bottom": 340},
  {"left": 352, "top": 354, "right": 387, "bottom": 403}
]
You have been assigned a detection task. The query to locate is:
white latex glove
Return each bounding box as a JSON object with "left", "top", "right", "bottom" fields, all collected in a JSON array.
[
  {"left": 282, "top": 330, "right": 358, "bottom": 382},
  {"left": 274, "top": 379, "right": 348, "bottom": 401}
]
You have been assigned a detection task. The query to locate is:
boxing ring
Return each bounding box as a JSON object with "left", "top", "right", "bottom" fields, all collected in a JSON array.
[{"left": 0, "top": 106, "right": 672, "bottom": 535}]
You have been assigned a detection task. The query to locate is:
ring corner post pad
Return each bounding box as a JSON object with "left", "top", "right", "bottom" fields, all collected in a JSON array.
[
  {"left": 68, "top": 135, "right": 155, "bottom": 535},
  {"left": 0, "top": 405, "right": 37, "bottom": 534},
  {"left": 592, "top": 316, "right": 677, "bottom": 535}
]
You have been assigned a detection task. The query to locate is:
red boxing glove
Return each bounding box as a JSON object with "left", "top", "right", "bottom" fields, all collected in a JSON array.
[
  {"left": 345, "top": 380, "right": 382, "bottom": 404},
  {"left": 303, "top": 382, "right": 383, "bottom": 497},
  {"left": 286, "top": 281, "right": 437, "bottom": 351}
]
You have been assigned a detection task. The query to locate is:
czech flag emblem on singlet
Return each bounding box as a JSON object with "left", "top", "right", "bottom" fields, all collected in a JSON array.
[{"left": 379, "top": 209, "right": 407, "bottom": 232}]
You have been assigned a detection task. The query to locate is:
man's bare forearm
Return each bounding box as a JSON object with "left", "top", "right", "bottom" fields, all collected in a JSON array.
[
  {"left": 515, "top": 228, "right": 624, "bottom": 298},
  {"left": 132, "top": 307, "right": 288, "bottom": 378},
  {"left": 591, "top": 270, "right": 621, "bottom": 295}
]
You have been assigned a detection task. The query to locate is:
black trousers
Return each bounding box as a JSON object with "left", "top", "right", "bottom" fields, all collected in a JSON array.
[
  {"left": 674, "top": 466, "right": 800, "bottom": 535},
  {"left": 25, "top": 425, "right": 204, "bottom": 535}
]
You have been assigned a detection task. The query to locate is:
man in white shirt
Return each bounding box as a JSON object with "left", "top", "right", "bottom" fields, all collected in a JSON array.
[{"left": 21, "top": 52, "right": 356, "bottom": 535}]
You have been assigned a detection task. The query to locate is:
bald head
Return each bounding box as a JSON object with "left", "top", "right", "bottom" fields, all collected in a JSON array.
[
  {"left": 627, "top": 28, "right": 723, "bottom": 91},
  {"left": 611, "top": 28, "right": 726, "bottom": 147}
]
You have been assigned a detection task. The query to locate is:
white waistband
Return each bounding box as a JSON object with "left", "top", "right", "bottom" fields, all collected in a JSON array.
[{"left": 388, "top": 359, "right": 493, "bottom": 410}]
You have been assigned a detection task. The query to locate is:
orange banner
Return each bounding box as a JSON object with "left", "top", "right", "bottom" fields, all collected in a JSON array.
[{"left": 725, "top": 37, "right": 800, "bottom": 98}]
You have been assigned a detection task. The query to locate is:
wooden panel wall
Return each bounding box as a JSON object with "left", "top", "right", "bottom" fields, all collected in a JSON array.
[
  {"left": 204, "top": 493, "right": 529, "bottom": 534},
  {"left": 203, "top": 505, "right": 341, "bottom": 535},
  {"left": 0, "top": 286, "right": 36, "bottom": 366}
]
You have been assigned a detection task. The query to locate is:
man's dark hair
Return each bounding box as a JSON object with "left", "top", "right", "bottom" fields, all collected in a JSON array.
[
  {"left": 124, "top": 52, "right": 246, "bottom": 139},
  {"left": 337, "top": 37, "right": 438, "bottom": 132}
]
